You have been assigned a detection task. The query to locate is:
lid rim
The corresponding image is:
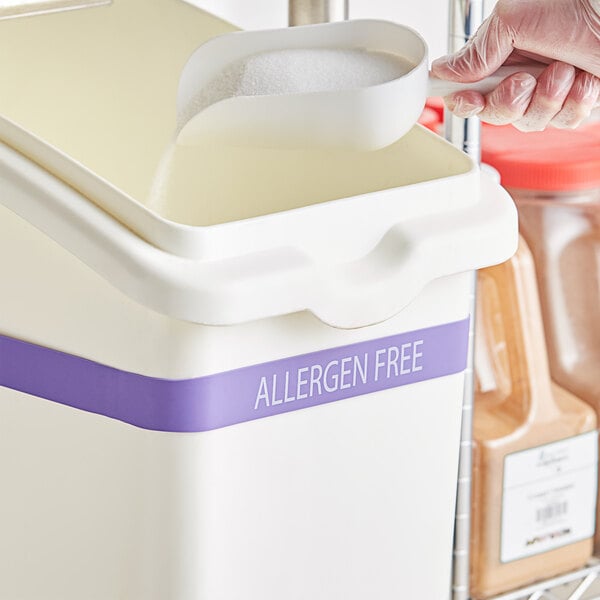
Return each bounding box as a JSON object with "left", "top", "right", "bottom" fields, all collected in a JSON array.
[{"left": 481, "top": 123, "right": 600, "bottom": 192}]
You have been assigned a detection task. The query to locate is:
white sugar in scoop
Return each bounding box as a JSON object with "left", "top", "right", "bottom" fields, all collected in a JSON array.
[
  {"left": 178, "top": 48, "right": 411, "bottom": 130},
  {"left": 176, "top": 20, "right": 544, "bottom": 151},
  {"left": 150, "top": 48, "right": 408, "bottom": 214},
  {"left": 175, "top": 20, "right": 430, "bottom": 151}
]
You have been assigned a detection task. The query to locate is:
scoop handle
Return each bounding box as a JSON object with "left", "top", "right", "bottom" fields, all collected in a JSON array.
[{"left": 428, "top": 64, "right": 547, "bottom": 97}]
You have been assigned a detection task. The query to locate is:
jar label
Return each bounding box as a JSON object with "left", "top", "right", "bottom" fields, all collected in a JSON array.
[{"left": 501, "top": 431, "right": 598, "bottom": 563}]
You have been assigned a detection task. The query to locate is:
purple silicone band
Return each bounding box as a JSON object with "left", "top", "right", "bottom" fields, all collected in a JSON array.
[{"left": 0, "top": 318, "right": 470, "bottom": 432}]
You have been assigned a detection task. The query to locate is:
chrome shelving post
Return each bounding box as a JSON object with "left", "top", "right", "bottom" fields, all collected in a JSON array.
[
  {"left": 446, "top": 2, "right": 484, "bottom": 600},
  {"left": 288, "top": 0, "right": 348, "bottom": 25},
  {"left": 445, "top": 0, "right": 484, "bottom": 160}
]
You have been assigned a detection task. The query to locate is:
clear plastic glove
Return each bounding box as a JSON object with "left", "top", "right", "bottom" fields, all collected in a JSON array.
[{"left": 431, "top": 0, "right": 600, "bottom": 130}]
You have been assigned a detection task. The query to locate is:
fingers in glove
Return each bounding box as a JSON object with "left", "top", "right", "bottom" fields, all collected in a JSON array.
[
  {"left": 444, "top": 91, "right": 485, "bottom": 118},
  {"left": 477, "top": 72, "right": 538, "bottom": 125},
  {"left": 551, "top": 70, "right": 600, "bottom": 128},
  {"left": 513, "top": 62, "right": 576, "bottom": 131}
]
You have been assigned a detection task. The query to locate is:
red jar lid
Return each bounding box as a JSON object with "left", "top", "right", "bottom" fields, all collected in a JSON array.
[
  {"left": 425, "top": 96, "right": 445, "bottom": 122},
  {"left": 481, "top": 123, "right": 600, "bottom": 191},
  {"left": 418, "top": 107, "right": 441, "bottom": 133}
]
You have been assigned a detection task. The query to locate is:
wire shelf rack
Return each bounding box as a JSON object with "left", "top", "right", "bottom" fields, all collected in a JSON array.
[{"left": 486, "top": 560, "right": 600, "bottom": 600}]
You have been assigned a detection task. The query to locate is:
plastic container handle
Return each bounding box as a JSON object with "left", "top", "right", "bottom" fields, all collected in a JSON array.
[
  {"left": 273, "top": 172, "right": 520, "bottom": 329},
  {"left": 428, "top": 64, "right": 546, "bottom": 97},
  {"left": 477, "top": 237, "right": 560, "bottom": 421}
]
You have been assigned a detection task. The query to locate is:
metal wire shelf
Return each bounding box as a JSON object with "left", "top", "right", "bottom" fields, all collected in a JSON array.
[{"left": 486, "top": 559, "right": 600, "bottom": 600}]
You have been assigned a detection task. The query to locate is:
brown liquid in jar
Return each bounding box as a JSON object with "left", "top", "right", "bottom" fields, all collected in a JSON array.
[{"left": 470, "top": 237, "right": 597, "bottom": 599}]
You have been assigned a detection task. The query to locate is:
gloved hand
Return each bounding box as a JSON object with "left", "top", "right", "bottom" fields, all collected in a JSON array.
[{"left": 431, "top": 0, "right": 600, "bottom": 130}]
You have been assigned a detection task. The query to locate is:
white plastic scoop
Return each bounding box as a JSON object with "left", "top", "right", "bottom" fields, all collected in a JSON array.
[{"left": 176, "top": 20, "right": 542, "bottom": 151}]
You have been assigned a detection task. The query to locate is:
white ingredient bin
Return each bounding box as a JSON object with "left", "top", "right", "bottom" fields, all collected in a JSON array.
[{"left": 0, "top": 1, "right": 517, "bottom": 599}]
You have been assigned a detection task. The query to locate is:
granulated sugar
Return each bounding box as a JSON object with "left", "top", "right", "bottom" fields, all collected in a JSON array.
[
  {"left": 149, "top": 47, "right": 413, "bottom": 218},
  {"left": 178, "top": 48, "right": 411, "bottom": 129}
]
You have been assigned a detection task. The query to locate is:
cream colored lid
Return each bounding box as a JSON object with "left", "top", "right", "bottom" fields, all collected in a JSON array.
[
  {"left": 0, "top": 2, "right": 519, "bottom": 327},
  {"left": 0, "top": 0, "right": 235, "bottom": 202}
]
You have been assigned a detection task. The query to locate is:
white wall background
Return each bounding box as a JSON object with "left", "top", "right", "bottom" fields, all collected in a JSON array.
[{"left": 187, "top": 1, "right": 451, "bottom": 61}]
